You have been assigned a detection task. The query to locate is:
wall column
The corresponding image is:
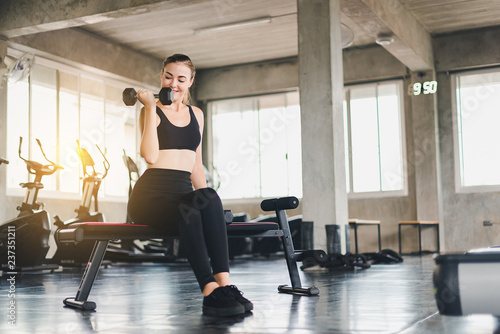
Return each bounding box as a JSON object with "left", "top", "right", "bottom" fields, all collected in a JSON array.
[
  {"left": 297, "top": 0, "right": 348, "bottom": 252},
  {"left": 409, "top": 71, "right": 443, "bottom": 250}
]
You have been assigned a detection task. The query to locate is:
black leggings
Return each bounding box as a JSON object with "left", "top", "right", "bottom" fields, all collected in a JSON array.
[{"left": 127, "top": 168, "right": 229, "bottom": 291}]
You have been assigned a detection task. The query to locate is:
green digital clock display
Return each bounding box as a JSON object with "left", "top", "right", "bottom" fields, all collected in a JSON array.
[{"left": 408, "top": 80, "right": 438, "bottom": 96}]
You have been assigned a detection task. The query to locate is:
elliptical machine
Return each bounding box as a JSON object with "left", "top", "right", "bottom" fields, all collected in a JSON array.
[
  {"left": 0, "top": 137, "right": 63, "bottom": 271},
  {"left": 49, "top": 141, "right": 110, "bottom": 266},
  {"left": 62, "top": 141, "right": 109, "bottom": 225}
]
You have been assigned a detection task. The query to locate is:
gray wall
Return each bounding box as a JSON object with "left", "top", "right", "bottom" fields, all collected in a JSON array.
[{"left": 434, "top": 26, "right": 500, "bottom": 252}]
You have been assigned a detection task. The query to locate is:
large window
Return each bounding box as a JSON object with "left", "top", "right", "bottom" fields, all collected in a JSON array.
[
  {"left": 210, "top": 83, "right": 405, "bottom": 200},
  {"left": 455, "top": 69, "right": 500, "bottom": 190},
  {"left": 209, "top": 92, "right": 302, "bottom": 199},
  {"left": 6, "top": 56, "right": 142, "bottom": 200},
  {"left": 344, "top": 81, "right": 406, "bottom": 196}
]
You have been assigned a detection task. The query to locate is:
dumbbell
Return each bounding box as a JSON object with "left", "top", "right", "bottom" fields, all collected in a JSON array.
[{"left": 122, "top": 87, "right": 174, "bottom": 106}]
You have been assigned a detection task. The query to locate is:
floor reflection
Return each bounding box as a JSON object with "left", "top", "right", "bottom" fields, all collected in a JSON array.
[{"left": 0, "top": 255, "right": 499, "bottom": 333}]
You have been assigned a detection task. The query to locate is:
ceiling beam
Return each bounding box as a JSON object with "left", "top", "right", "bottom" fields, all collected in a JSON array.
[
  {"left": 0, "top": 0, "right": 186, "bottom": 38},
  {"left": 341, "top": 0, "right": 434, "bottom": 71},
  {"left": 9, "top": 28, "right": 163, "bottom": 86}
]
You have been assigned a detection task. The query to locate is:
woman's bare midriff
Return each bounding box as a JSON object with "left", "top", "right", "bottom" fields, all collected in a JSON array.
[{"left": 147, "top": 149, "right": 196, "bottom": 172}]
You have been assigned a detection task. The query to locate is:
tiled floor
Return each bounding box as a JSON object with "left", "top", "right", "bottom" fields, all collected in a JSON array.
[{"left": 1, "top": 254, "right": 499, "bottom": 333}]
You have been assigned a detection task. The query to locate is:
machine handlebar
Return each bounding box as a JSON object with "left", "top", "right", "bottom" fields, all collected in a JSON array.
[
  {"left": 76, "top": 140, "right": 110, "bottom": 180},
  {"left": 18, "top": 137, "right": 64, "bottom": 178}
]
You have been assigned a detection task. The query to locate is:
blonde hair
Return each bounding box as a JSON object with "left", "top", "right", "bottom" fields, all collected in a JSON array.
[{"left": 162, "top": 54, "right": 196, "bottom": 104}]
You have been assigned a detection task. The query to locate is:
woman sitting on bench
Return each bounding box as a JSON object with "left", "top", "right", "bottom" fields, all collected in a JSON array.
[{"left": 127, "top": 54, "right": 252, "bottom": 317}]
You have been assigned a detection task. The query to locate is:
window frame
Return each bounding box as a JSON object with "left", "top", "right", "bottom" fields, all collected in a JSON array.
[
  {"left": 207, "top": 90, "right": 302, "bottom": 201},
  {"left": 452, "top": 67, "right": 500, "bottom": 194},
  {"left": 344, "top": 80, "right": 408, "bottom": 199}
]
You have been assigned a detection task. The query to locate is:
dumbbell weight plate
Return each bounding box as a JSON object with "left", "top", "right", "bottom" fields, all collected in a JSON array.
[
  {"left": 158, "top": 87, "right": 174, "bottom": 106},
  {"left": 123, "top": 88, "right": 137, "bottom": 106}
]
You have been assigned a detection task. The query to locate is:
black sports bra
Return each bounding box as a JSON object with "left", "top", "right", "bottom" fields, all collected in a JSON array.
[{"left": 156, "top": 105, "right": 201, "bottom": 152}]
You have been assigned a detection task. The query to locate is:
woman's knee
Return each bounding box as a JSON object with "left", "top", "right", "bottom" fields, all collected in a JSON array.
[
  {"left": 179, "top": 188, "right": 221, "bottom": 223},
  {"left": 191, "top": 187, "right": 222, "bottom": 210}
]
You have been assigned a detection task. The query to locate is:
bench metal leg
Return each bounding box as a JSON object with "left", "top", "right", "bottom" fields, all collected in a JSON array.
[
  {"left": 436, "top": 224, "right": 440, "bottom": 252},
  {"left": 64, "top": 240, "right": 109, "bottom": 310},
  {"left": 398, "top": 224, "right": 402, "bottom": 255},
  {"left": 353, "top": 224, "right": 359, "bottom": 254},
  {"left": 377, "top": 224, "right": 381, "bottom": 251},
  {"left": 418, "top": 224, "right": 423, "bottom": 254},
  {"left": 399, "top": 223, "right": 440, "bottom": 255},
  {"left": 275, "top": 210, "right": 319, "bottom": 296}
]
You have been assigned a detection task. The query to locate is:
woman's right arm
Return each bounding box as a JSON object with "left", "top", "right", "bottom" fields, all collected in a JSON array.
[{"left": 137, "top": 90, "right": 159, "bottom": 164}]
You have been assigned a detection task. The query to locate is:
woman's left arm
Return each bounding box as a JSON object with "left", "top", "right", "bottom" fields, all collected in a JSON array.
[{"left": 191, "top": 107, "right": 207, "bottom": 190}]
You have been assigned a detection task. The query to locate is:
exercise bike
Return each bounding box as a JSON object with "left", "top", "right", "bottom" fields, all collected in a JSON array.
[
  {"left": 48, "top": 141, "right": 110, "bottom": 266},
  {"left": 0, "top": 137, "right": 63, "bottom": 271}
]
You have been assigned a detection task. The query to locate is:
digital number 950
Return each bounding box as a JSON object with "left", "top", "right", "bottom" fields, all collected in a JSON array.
[{"left": 408, "top": 81, "right": 438, "bottom": 96}]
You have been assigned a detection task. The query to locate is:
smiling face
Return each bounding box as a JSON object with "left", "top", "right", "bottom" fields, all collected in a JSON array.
[{"left": 161, "top": 62, "right": 194, "bottom": 104}]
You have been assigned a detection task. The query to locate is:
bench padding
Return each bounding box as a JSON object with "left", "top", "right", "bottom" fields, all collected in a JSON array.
[
  {"left": 56, "top": 223, "right": 157, "bottom": 243},
  {"left": 56, "top": 222, "right": 281, "bottom": 244}
]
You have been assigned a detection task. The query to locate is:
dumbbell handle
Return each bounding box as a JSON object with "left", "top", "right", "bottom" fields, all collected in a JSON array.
[{"left": 123, "top": 87, "right": 173, "bottom": 106}]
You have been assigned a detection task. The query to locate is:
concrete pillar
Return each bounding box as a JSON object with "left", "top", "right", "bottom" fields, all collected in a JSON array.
[
  {"left": 410, "top": 72, "right": 441, "bottom": 220},
  {"left": 409, "top": 71, "right": 443, "bottom": 250},
  {"left": 297, "top": 0, "right": 348, "bottom": 253}
]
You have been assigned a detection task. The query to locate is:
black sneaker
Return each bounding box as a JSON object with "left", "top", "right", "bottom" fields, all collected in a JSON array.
[
  {"left": 226, "top": 285, "right": 253, "bottom": 312},
  {"left": 203, "top": 286, "right": 245, "bottom": 317}
]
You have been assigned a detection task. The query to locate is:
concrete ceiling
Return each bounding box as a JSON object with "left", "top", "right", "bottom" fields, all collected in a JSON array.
[{"left": 1, "top": 0, "right": 500, "bottom": 70}]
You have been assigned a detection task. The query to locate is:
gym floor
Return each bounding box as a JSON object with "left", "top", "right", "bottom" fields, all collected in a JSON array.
[{"left": 0, "top": 254, "right": 498, "bottom": 333}]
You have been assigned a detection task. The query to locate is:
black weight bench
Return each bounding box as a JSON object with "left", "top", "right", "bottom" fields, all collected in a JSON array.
[{"left": 57, "top": 196, "right": 320, "bottom": 311}]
